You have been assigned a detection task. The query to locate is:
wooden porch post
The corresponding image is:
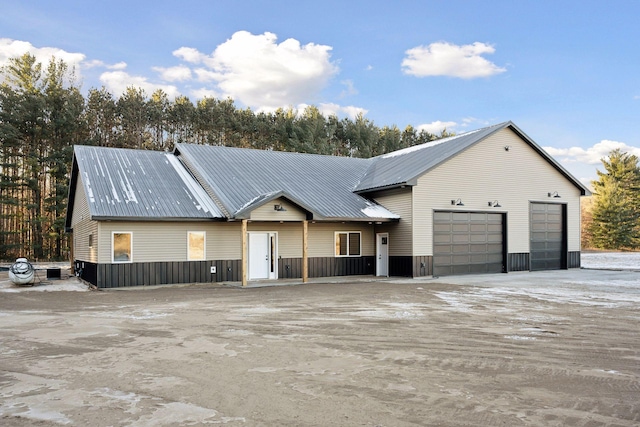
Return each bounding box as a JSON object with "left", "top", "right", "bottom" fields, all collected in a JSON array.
[
  {"left": 302, "top": 220, "right": 308, "bottom": 283},
  {"left": 241, "top": 219, "right": 248, "bottom": 287}
]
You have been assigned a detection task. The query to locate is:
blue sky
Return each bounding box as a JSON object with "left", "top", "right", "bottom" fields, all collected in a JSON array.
[{"left": 1, "top": 0, "right": 639, "bottom": 187}]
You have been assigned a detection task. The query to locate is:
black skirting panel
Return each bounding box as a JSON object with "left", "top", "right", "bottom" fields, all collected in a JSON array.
[
  {"left": 75, "top": 259, "right": 240, "bottom": 288},
  {"left": 278, "top": 258, "right": 303, "bottom": 279},
  {"left": 74, "top": 260, "right": 97, "bottom": 285},
  {"left": 76, "top": 257, "right": 376, "bottom": 288},
  {"left": 508, "top": 253, "right": 530, "bottom": 272},
  {"left": 568, "top": 251, "right": 580, "bottom": 268},
  {"left": 280, "top": 257, "right": 376, "bottom": 279},
  {"left": 307, "top": 256, "right": 374, "bottom": 278},
  {"left": 388, "top": 256, "right": 412, "bottom": 277},
  {"left": 508, "top": 252, "right": 580, "bottom": 271},
  {"left": 385, "top": 256, "right": 433, "bottom": 278}
]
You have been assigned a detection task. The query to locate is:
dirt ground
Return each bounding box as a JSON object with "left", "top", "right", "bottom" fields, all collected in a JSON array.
[{"left": 0, "top": 269, "right": 638, "bottom": 426}]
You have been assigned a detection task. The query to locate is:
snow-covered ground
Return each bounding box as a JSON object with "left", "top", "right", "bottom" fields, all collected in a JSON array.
[{"left": 581, "top": 251, "right": 640, "bottom": 270}]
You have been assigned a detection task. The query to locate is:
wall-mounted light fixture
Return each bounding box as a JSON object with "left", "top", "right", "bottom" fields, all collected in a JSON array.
[
  {"left": 274, "top": 204, "right": 287, "bottom": 211},
  {"left": 451, "top": 198, "right": 464, "bottom": 206},
  {"left": 548, "top": 191, "right": 561, "bottom": 198},
  {"left": 488, "top": 200, "right": 501, "bottom": 208},
  {"left": 504, "top": 145, "right": 511, "bottom": 151}
]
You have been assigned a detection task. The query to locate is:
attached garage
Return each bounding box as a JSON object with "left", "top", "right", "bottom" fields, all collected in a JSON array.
[
  {"left": 530, "top": 202, "right": 567, "bottom": 271},
  {"left": 433, "top": 211, "right": 505, "bottom": 276}
]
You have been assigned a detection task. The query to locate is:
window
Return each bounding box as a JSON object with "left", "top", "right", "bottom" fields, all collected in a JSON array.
[
  {"left": 188, "top": 231, "right": 205, "bottom": 261},
  {"left": 112, "top": 232, "right": 132, "bottom": 263},
  {"left": 335, "top": 232, "right": 361, "bottom": 257}
]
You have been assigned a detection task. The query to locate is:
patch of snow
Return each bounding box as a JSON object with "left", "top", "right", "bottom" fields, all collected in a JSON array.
[
  {"left": 582, "top": 252, "right": 640, "bottom": 270},
  {"left": 380, "top": 128, "right": 482, "bottom": 159},
  {"left": 234, "top": 305, "right": 282, "bottom": 316},
  {"left": 361, "top": 202, "right": 400, "bottom": 219},
  {"left": 434, "top": 292, "right": 473, "bottom": 312},
  {"left": 234, "top": 191, "right": 281, "bottom": 215},
  {"left": 166, "top": 153, "right": 222, "bottom": 216},
  {"left": 350, "top": 303, "right": 425, "bottom": 319},
  {"left": 504, "top": 335, "right": 536, "bottom": 341},
  {"left": 127, "top": 402, "right": 245, "bottom": 426},
  {"left": 83, "top": 172, "right": 95, "bottom": 203}
]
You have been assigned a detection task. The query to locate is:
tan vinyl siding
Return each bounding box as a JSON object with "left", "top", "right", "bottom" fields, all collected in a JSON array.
[
  {"left": 248, "top": 222, "right": 302, "bottom": 258},
  {"left": 73, "top": 220, "right": 98, "bottom": 262},
  {"left": 71, "top": 176, "right": 99, "bottom": 262},
  {"left": 372, "top": 188, "right": 412, "bottom": 256},
  {"left": 413, "top": 127, "right": 582, "bottom": 256},
  {"left": 249, "top": 198, "right": 307, "bottom": 221},
  {"left": 307, "top": 222, "right": 375, "bottom": 257},
  {"left": 97, "top": 221, "right": 242, "bottom": 264},
  {"left": 208, "top": 222, "right": 242, "bottom": 260},
  {"left": 70, "top": 176, "right": 90, "bottom": 227}
]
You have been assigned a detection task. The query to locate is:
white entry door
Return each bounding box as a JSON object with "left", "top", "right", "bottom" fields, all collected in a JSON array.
[
  {"left": 376, "top": 233, "right": 389, "bottom": 277},
  {"left": 248, "top": 232, "right": 277, "bottom": 280}
]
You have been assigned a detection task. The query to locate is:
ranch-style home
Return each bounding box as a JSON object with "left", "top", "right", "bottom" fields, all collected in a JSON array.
[{"left": 65, "top": 121, "right": 589, "bottom": 288}]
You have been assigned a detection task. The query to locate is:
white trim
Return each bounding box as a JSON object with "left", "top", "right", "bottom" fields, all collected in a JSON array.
[
  {"left": 334, "top": 231, "right": 362, "bottom": 257},
  {"left": 187, "top": 231, "right": 206, "bottom": 261},
  {"left": 112, "top": 231, "right": 132, "bottom": 263}
]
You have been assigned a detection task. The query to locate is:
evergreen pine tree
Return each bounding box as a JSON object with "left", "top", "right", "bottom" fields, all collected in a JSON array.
[{"left": 589, "top": 149, "right": 640, "bottom": 249}]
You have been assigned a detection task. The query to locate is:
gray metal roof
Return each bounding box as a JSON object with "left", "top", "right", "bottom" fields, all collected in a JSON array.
[
  {"left": 71, "top": 145, "right": 225, "bottom": 221},
  {"left": 354, "top": 121, "right": 589, "bottom": 195},
  {"left": 354, "top": 122, "right": 508, "bottom": 192},
  {"left": 174, "top": 144, "right": 399, "bottom": 221},
  {"left": 66, "top": 121, "right": 588, "bottom": 229}
]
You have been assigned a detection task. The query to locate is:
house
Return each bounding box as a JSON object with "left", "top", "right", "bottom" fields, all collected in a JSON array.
[{"left": 65, "top": 121, "right": 590, "bottom": 288}]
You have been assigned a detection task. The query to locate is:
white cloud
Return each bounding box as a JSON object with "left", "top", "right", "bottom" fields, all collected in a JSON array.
[
  {"left": 99, "top": 70, "right": 181, "bottom": 98},
  {"left": 152, "top": 65, "right": 192, "bottom": 82},
  {"left": 83, "top": 60, "right": 127, "bottom": 70},
  {"left": 189, "top": 87, "right": 221, "bottom": 99},
  {"left": 339, "top": 79, "right": 357, "bottom": 97},
  {"left": 173, "top": 47, "right": 207, "bottom": 64},
  {"left": 417, "top": 120, "right": 457, "bottom": 134},
  {"left": 193, "top": 67, "right": 218, "bottom": 82},
  {"left": 0, "top": 38, "right": 86, "bottom": 69},
  {"left": 175, "top": 31, "right": 338, "bottom": 111},
  {"left": 0, "top": 38, "right": 87, "bottom": 86},
  {"left": 402, "top": 41, "right": 506, "bottom": 79},
  {"left": 317, "top": 103, "right": 367, "bottom": 120},
  {"left": 543, "top": 140, "right": 640, "bottom": 165}
]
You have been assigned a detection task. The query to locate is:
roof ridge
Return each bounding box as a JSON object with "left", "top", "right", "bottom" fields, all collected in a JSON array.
[{"left": 175, "top": 142, "right": 375, "bottom": 162}]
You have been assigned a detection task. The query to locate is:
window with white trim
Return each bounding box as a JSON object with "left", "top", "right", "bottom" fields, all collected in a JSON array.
[
  {"left": 188, "top": 231, "right": 206, "bottom": 261},
  {"left": 335, "top": 232, "right": 361, "bottom": 257},
  {"left": 112, "top": 232, "right": 132, "bottom": 263}
]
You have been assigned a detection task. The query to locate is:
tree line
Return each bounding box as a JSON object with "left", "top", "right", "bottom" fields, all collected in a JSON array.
[
  {"left": 0, "top": 54, "right": 451, "bottom": 261},
  {"left": 1, "top": 54, "right": 637, "bottom": 261}
]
